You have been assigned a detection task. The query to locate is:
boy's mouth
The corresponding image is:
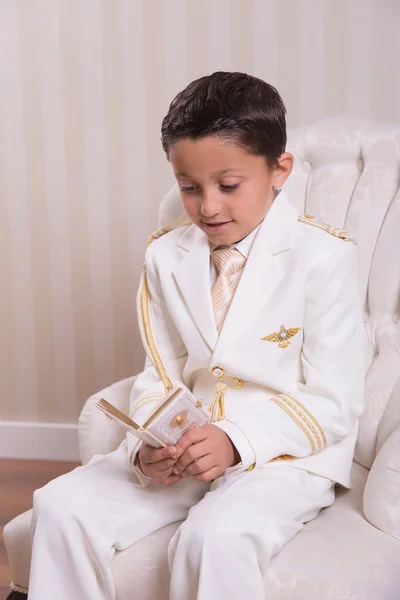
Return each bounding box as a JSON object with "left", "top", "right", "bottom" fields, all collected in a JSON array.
[{"left": 202, "top": 220, "right": 233, "bottom": 233}]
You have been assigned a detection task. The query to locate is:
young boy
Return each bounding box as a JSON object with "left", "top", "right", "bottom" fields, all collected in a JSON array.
[{"left": 28, "top": 72, "right": 364, "bottom": 600}]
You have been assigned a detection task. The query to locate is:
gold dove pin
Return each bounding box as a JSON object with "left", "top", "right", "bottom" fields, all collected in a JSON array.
[{"left": 262, "top": 325, "right": 301, "bottom": 349}]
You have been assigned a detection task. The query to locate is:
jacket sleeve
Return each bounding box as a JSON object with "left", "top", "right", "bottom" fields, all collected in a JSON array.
[
  {"left": 127, "top": 244, "right": 188, "bottom": 485},
  {"left": 215, "top": 241, "right": 365, "bottom": 473}
]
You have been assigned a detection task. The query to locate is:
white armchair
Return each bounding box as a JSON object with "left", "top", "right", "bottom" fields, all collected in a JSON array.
[{"left": 4, "top": 117, "right": 400, "bottom": 599}]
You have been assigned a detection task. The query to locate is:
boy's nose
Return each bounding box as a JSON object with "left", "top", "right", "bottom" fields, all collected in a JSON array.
[{"left": 200, "top": 192, "right": 222, "bottom": 217}]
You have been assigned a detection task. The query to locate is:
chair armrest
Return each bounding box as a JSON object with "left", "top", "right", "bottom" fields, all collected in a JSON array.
[
  {"left": 78, "top": 375, "right": 137, "bottom": 465},
  {"left": 363, "top": 427, "right": 400, "bottom": 541},
  {"left": 376, "top": 370, "right": 400, "bottom": 455}
]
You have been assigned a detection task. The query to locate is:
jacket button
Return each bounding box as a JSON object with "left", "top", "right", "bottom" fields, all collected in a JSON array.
[
  {"left": 229, "top": 376, "right": 243, "bottom": 389},
  {"left": 246, "top": 463, "right": 256, "bottom": 472},
  {"left": 211, "top": 366, "right": 225, "bottom": 379}
]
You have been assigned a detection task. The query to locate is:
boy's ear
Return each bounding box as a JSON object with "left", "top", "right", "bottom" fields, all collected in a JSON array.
[{"left": 272, "top": 152, "right": 294, "bottom": 189}]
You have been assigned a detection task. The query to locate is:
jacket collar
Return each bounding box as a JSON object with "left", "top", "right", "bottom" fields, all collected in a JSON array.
[{"left": 173, "top": 191, "right": 298, "bottom": 353}]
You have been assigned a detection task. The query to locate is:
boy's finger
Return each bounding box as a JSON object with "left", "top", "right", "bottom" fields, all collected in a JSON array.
[
  {"left": 193, "top": 466, "right": 221, "bottom": 483},
  {"left": 173, "top": 440, "right": 210, "bottom": 474},
  {"left": 175, "top": 427, "right": 208, "bottom": 455},
  {"left": 159, "top": 473, "right": 182, "bottom": 487},
  {"left": 183, "top": 455, "right": 215, "bottom": 477},
  {"left": 144, "top": 445, "right": 177, "bottom": 464},
  {"left": 153, "top": 457, "right": 177, "bottom": 472}
]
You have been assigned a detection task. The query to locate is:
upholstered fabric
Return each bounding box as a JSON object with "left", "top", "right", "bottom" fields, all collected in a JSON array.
[
  {"left": 361, "top": 373, "right": 400, "bottom": 542},
  {"left": 356, "top": 325, "right": 400, "bottom": 468},
  {"left": 267, "top": 463, "right": 400, "bottom": 600},
  {"left": 4, "top": 117, "right": 400, "bottom": 598},
  {"left": 3, "top": 510, "right": 32, "bottom": 594},
  {"left": 78, "top": 376, "right": 136, "bottom": 465},
  {"left": 364, "top": 427, "right": 400, "bottom": 542},
  {"left": 376, "top": 372, "right": 400, "bottom": 455}
]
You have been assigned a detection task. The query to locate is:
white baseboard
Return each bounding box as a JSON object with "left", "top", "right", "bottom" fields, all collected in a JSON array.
[{"left": 0, "top": 420, "right": 80, "bottom": 461}]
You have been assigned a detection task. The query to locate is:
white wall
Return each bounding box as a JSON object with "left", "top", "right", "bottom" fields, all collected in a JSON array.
[{"left": 0, "top": 0, "right": 399, "bottom": 434}]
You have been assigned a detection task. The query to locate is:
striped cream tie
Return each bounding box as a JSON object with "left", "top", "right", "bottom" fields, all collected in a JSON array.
[{"left": 211, "top": 247, "right": 246, "bottom": 334}]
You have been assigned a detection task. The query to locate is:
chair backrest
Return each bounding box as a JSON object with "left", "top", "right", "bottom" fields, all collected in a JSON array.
[{"left": 158, "top": 116, "right": 400, "bottom": 470}]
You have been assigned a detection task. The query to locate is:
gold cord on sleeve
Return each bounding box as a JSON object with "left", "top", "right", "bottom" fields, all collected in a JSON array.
[
  {"left": 136, "top": 214, "right": 191, "bottom": 394},
  {"left": 138, "top": 265, "right": 174, "bottom": 393},
  {"left": 271, "top": 396, "right": 317, "bottom": 454}
]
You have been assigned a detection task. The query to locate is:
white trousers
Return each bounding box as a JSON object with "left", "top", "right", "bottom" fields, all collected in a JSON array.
[{"left": 29, "top": 441, "right": 334, "bottom": 600}]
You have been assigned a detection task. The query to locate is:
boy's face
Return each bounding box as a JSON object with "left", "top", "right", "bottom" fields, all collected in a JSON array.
[{"left": 169, "top": 135, "right": 293, "bottom": 246}]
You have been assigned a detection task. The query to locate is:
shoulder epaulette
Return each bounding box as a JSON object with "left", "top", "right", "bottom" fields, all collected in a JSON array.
[
  {"left": 298, "top": 214, "right": 357, "bottom": 245},
  {"left": 147, "top": 214, "right": 192, "bottom": 246}
]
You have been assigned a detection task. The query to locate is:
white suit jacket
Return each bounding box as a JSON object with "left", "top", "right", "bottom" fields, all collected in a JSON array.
[{"left": 127, "top": 191, "right": 365, "bottom": 488}]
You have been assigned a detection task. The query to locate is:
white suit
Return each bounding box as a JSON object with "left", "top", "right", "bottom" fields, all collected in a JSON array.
[
  {"left": 128, "top": 191, "right": 365, "bottom": 487},
  {"left": 29, "top": 192, "right": 364, "bottom": 600}
]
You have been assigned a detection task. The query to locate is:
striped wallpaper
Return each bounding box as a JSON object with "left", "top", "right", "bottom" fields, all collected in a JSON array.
[{"left": 1, "top": 0, "right": 399, "bottom": 424}]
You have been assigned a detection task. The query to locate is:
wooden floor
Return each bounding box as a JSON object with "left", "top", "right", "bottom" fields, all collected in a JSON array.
[{"left": 0, "top": 459, "right": 79, "bottom": 599}]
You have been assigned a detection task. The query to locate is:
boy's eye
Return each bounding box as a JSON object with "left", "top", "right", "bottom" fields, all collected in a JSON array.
[
  {"left": 180, "top": 185, "right": 198, "bottom": 193},
  {"left": 220, "top": 183, "right": 239, "bottom": 192},
  {"left": 180, "top": 183, "right": 239, "bottom": 193}
]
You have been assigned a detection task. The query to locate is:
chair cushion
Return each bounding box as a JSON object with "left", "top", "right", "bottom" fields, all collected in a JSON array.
[
  {"left": 267, "top": 463, "right": 400, "bottom": 599},
  {"left": 111, "top": 522, "right": 180, "bottom": 600},
  {"left": 110, "top": 463, "right": 400, "bottom": 600}
]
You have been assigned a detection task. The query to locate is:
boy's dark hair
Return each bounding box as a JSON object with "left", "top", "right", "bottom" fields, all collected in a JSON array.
[{"left": 161, "top": 71, "right": 287, "bottom": 169}]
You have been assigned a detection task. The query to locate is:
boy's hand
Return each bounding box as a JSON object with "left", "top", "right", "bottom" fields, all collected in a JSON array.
[
  {"left": 138, "top": 443, "right": 184, "bottom": 487},
  {"left": 172, "top": 424, "right": 240, "bottom": 482}
]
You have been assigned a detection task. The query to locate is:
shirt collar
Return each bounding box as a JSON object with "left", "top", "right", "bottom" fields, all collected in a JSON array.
[
  {"left": 209, "top": 221, "right": 263, "bottom": 259},
  {"left": 234, "top": 222, "right": 262, "bottom": 259}
]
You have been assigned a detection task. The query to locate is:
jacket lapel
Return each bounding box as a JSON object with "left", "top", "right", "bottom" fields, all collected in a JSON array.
[
  {"left": 173, "top": 224, "right": 218, "bottom": 350},
  {"left": 212, "top": 192, "right": 299, "bottom": 362}
]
